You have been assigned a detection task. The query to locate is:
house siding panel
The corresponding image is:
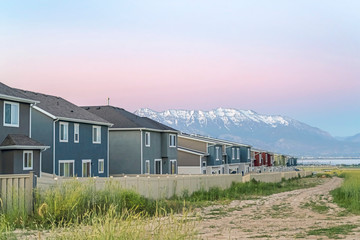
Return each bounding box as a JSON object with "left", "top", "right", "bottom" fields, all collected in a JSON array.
[
  {"left": 55, "top": 122, "right": 108, "bottom": 177},
  {"left": 178, "top": 137, "right": 207, "bottom": 152},
  {"left": 0, "top": 100, "right": 30, "bottom": 142},
  {"left": 109, "top": 130, "right": 141, "bottom": 175},
  {"left": 30, "top": 108, "right": 53, "bottom": 174},
  {"left": 178, "top": 151, "right": 200, "bottom": 167}
]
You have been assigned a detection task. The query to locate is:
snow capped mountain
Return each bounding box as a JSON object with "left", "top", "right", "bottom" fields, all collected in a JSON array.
[{"left": 135, "top": 108, "right": 359, "bottom": 157}]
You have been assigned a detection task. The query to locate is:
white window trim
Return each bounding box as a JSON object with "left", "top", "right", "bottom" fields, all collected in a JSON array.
[
  {"left": 202, "top": 160, "right": 207, "bottom": 167},
  {"left": 3, "top": 101, "right": 19, "bottom": 127},
  {"left": 82, "top": 159, "right": 92, "bottom": 177},
  {"left": 59, "top": 160, "right": 75, "bottom": 177},
  {"left": 98, "top": 159, "right": 104, "bottom": 173},
  {"left": 74, "top": 123, "right": 79, "bottom": 143},
  {"left": 145, "top": 160, "right": 150, "bottom": 174},
  {"left": 215, "top": 147, "right": 220, "bottom": 161},
  {"left": 169, "top": 134, "right": 176, "bottom": 147},
  {"left": 23, "top": 150, "right": 33, "bottom": 170},
  {"left": 145, "top": 132, "right": 150, "bottom": 147},
  {"left": 59, "top": 122, "right": 69, "bottom": 142},
  {"left": 154, "top": 159, "right": 162, "bottom": 174},
  {"left": 93, "top": 126, "right": 101, "bottom": 144},
  {"left": 170, "top": 159, "right": 177, "bottom": 174},
  {"left": 232, "top": 148, "right": 235, "bottom": 160},
  {"left": 237, "top": 148, "right": 240, "bottom": 160}
]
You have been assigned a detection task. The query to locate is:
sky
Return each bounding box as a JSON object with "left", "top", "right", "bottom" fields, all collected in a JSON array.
[{"left": 1, "top": 1, "right": 359, "bottom": 137}]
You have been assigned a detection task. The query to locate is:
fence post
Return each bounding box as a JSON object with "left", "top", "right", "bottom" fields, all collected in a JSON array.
[{"left": 28, "top": 171, "right": 35, "bottom": 214}]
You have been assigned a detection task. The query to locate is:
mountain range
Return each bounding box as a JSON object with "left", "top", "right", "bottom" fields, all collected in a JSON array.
[{"left": 135, "top": 108, "right": 360, "bottom": 157}]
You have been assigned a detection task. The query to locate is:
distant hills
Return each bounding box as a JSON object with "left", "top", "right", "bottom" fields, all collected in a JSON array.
[{"left": 135, "top": 108, "right": 360, "bottom": 157}]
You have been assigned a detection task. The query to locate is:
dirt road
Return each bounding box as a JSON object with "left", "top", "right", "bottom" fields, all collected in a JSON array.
[{"left": 197, "top": 177, "right": 360, "bottom": 239}]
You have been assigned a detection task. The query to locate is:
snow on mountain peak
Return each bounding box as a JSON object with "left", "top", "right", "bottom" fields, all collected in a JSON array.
[{"left": 135, "top": 108, "right": 289, "bottom": 128}]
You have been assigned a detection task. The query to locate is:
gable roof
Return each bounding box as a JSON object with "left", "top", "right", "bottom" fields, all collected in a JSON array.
[
  {"left": 17, "top": 89, "right": 111, "bottom": 126},
  {"left": 83, "top": 106, "right": 178, "bottom": 132},
  {"left": 0, "top": 134, "right": 49, "bottom": 150},
  {"left": 179, "top": 133, "right": 251, "bottom": 148},
  {"left": 0, "top": 82, "right": 38, "bottom": 103}
]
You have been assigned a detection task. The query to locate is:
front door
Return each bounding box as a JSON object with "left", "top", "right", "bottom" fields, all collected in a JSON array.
[
  {"left": 82, "top": 160, "right": 91, "bottom": 177},
  {"left": 155, "top": 159, "right": 162, "bottom": 174}
]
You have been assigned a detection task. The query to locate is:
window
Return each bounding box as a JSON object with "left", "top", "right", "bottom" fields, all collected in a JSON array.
[
  {"left": 74, "top": 123, "right": 79, "bottom": 143},
  {"left": 82, "top": 160, "right": 91, "bottom": 177},
  {"left": 93, "top": 126, "right": 101, "bottom": 143},
  {"left": 4, "top": 101, "right": 19, "bottom": 127},
  {"left": 169, "top": 134, "right": 176, "bottom": 147},
  {"left": 232, "top": 148, "right": 235, "bottom": 160},
  {"left": 145, "top": 160, "right": 150, "bottom": 174},
  {"left": 170, "top": 160, "right": 177, "bottom": 174},
  {"left": 248, "top": 149, "right": 250, "bottom": 160},
  {"left": 59, "top": 160, "right": 74, "bottom": 177},
  {"left": 237, "top": 148, "right": 240, "bottom": 160},
  {"left": 145, "top": 132, "right": 150, "bottom": 147},
  {"left": 23, "top": 151, "right": 33, "bottom": 170},
  {"left": 98, "top": 159, "right": 104, "bottom": 173},
  {"left": 202, "top": 161, "right": 207, "bottom": 167},
  {"left": 59, "top": 122, "right": 68, "bottom": 142},
  {"left": 215, "top": 147, "right": 220, "bottom": 161},
  {"left": 155, "top": 159, "right": 162, "bottom": 174}
]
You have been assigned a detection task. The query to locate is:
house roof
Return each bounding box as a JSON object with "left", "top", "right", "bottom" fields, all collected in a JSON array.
[
  {"left": 0, "top": 134, "right": 49, "bottom": 150},
  {"left": 179, "top": 133, "right": 251, "bottom": 148},
  {"left": 17, "top": 89, "right": 111, "bottom": 126},
  {"left": 83, "top": 106, "right": 178, "bottom": 132},
  {"left": 178, "top": 146, "right": 208, "bottom": 156},
  {"left": 0, "top": 82, "right": 38, "bottom": 103}
]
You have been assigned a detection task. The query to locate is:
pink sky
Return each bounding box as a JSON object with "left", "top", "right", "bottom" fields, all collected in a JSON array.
[{"left": 1, "top": 1, "right": 360, "bottom": 136}]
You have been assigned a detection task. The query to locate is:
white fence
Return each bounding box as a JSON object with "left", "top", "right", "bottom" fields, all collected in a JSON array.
[{"left": 37, "top": 171, "right": 312, "bottom": 200}]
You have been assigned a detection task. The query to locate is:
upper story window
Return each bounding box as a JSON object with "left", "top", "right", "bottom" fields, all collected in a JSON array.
[
  {"left": 74, "top": 123, "right": 79, "bottom": 143},
  {"left": 23, "top": 151, "right": 33, "bottom": 170},
  {"left": 232, "top": 148, "right": 235, "bottom": 160},
  {"left": 3, "top": 101, "right": 19, "bottom": 127},
  {"left": 93, "top": 126, "right": 101, "bottom": 144},
  {"left": 215, "top": 147, "right": 220, "bottom": 161},
  {"left": 169, "top": 134, "right": 176, "bottom": 147},
  {"left": 59, "top": 122, "right": 68, "bottom": 142},
  {"left": 237, "top": 148, "right": 240, "bottom": 160},
  {"left": 248, "top": 149, "right": 251, "bottom": 160},
  {"left": 145, "top": 132, "right": 150, "bottom": 147}
]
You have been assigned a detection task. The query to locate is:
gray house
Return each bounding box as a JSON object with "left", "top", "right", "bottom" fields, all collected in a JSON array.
[
  {"left": 18, "top": 90, "right": 112, "bottom": 177},
  {"left": 83, "top": 106, "right": 178, "bottom": 175},
  {"left": 0, "top": 82, "right": 49, "bottom": 176}
]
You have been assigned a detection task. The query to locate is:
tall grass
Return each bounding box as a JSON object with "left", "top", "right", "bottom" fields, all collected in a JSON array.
[
  {"left": 0, "top": 175, "right": 323, "bottom": 238},
  {"left": 178, "top": 176, "right": 321, "bottom": 203},
  {"left": 331, "top": 170, "right": 360, "bottom": 214}
]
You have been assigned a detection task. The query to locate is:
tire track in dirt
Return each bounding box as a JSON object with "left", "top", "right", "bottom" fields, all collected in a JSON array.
[{"left": 197, "top": 177, "right": 360, "bottom": 240}]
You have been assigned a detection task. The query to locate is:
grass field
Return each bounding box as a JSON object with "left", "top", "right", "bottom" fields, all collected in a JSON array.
[
  {"left": 0, "top": 173, "right": 350, "bottom": 239},
  {"left": 331, "top": 169, "right": 360, "bottom": 214}
]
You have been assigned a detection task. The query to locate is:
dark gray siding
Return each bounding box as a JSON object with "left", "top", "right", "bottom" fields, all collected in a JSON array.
[
  {"left": 142, "top": 130, "right": 162, "bottom": 174},
  {"left": 0, "top": 149, "right": 41, "bottom": 176},
  {"left": 207, "top": 144, "right": 223, "bottom": 166},
  {"left": 55, "top": 122, "right": 108, "bottom": 177},
  {"left": 0, "top": 100, "right": 30, "bottom": 143},
  {"left": 30, "top": 108, "right": 53, "bottom": 173},
  {"left": 240, "top": 146, "right": 251, "bottom": 163},
  {"left": 109, "top": 130, "right": 141, "bottom": 175}
]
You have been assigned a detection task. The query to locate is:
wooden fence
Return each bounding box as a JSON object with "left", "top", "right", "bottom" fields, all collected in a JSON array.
[
  {"left": 0, "top": 172, "right": 35, "bottom": 214},
  {"left": 37, "top": 171, "right": 312, "bottom": 200}
]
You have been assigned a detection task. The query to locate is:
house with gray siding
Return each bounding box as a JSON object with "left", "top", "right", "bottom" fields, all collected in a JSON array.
[
  {"left": 83, "top": 106, "right": 178, "bottom": 175},
  {"left": 17, "top": 89, "right": 112, "bottom": 177},
  {"left": 0, "top": 82, "right": 49, "bottom": 176},
  {"left": 178, "top": 133, "right": 251, "bottom": 175}
]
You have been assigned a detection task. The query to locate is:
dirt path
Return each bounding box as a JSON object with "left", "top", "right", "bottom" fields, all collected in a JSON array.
[{"left": 197, "top": 177, "right": 360, "bottom": 239}]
